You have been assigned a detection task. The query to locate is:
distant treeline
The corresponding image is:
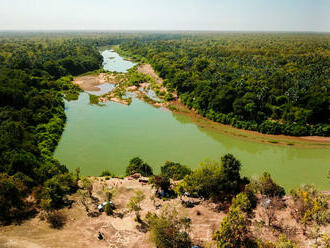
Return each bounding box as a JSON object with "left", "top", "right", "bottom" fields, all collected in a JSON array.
[{"left": 119, "top": 33, "right": 330, "bottom": 136}]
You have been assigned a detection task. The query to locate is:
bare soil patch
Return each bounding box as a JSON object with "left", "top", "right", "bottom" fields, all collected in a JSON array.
[
  {"left": 74, "top": 73, "right": 116, "bottom": 91},
  {"left": 1, "top": 178, "right": 329, "bottom": 248}
]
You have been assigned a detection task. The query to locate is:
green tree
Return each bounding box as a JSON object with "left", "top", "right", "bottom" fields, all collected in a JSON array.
[
  {"left": 146, "top": 205, "right": 191, "bottom": 248},
  {"left": 38, "top": 173, "right": 75, "bottom": 210},
  {"left": 126, "top": 157, "right": 153, "bottom": 177},
  {"left": 0, "top": 173, "right": 25, "bottom": 223},
  {"left": 213, "top": 207, "right": 250, "bottom": 248},
  {"left": 160, "top": 161, "right": 191, "bottom": 180},
  {"left": 177, "top": 154, "right": 245, "bottom": 201},
  {"left": 257, "top": 172, "right": 285, "bottom": 198}
]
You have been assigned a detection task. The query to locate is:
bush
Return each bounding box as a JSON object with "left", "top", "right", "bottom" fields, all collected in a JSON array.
[
  {"left": 127, "top": 190, "right": 145, "bottom": 213},
  {"left": 38, "top": 173, "right": 76, "bottom": 210},
  {"left": 127, "top": 190, "right": 145, "bottom": 221},
  {"left": 126, "top": 157, "right": 153, "bottom": 177},
  {"left": 290, "top": 185, "right": 329, "bottom": 226},
  {"left": 257, "top": 172, "right": 285, "bottom": 198},
  {"left": 160, "top": 161, "right": 191, "bottom": 180},
  {"left": 146, "top": 205, "right": 191, "bottom": 248},
  {"left": 100, "top": 170, "right": 115, "bottom": 177},
  {"left": 44, "top": 210, "right": 67, "bottom": 229},
  {"left": 150, "top": 176, "right": 171, "bottom": 193},
  {"left": 276, "top": 235, "right": 297, "bottom": 248},
  {"left": 0, "top": 173, "right": 25, "bottom": 223},
  {"left": 231, "top": 193, "right": 252, "bottom": 213},
  {"left": 213, "top": 206, "right": 249, "bottom": 247}
]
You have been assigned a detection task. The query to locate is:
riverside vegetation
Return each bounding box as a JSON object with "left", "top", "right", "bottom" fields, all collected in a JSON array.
[
  {"left": 0, "top": 32, "right": 329, "bottom": 247},
  {"left": 119, "top": 33, "right": 330, "bottom": 136},
  {"left": 0, "top": 35, "right": 103, "bottom": 222}
]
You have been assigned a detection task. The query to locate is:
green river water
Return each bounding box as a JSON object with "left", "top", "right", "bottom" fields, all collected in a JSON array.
[{"left": 54, "top": 50, "right": 330, "bottom": 190}]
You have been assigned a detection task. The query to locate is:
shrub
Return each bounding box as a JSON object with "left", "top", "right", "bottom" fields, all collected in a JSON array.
[
  {"left": 38, "top": 173, "right": 76, "bottom": 210},
  {"left": 150, "top": 176, "right": 171, "bottom": 192},
  {"left": 100, "top": 170, "right": 114, "bottom": 177},
  {"left": 44, "top": 210, "right": 67, "bottom": 229},
  {"left": 257, "top": 172, "right": 285, "bottom": 198},
  {"left": 0, "top": 173, "right": 25, "bottom": 223},
  {"left": 81, "top": 176, "right": 93, "bottom": 198},
  {"left": 146, "top": 205, "right": 191, "bottom": 248},
  {"left": 127, "top": 190, "right": 145, "bottom": 213},
  {"left": 275, "top": 235, "right": 297, "bottom": 248},
  {"left": 126, "top": 157, "right": 153, "bottom": 177},
  {"left": 127, "top": 190, "right": 145, "bottom": 221},
  {"left": 231, "top": 193, "right": 252, "bottom": 213},
  {"left": 160, "top": 161, "right": 191, "bottom": 180},
  {"left": 213, "top": 206, "right": 249, "bottom": 247},
  {"left": 290, "top": 185, "right": 329, "bottom": 226}
]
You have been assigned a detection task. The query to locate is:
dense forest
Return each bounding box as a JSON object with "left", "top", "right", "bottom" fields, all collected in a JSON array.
[
  {"left": 0, "top": 34, "right": 103, "bottom": 221},
  {"left": 1, "top": 32, "right": 329, "bottom": 221},
  {"left": 120, "top": 33, "right": 330, "bottom": 136},
  {"left": 0, "top": 32, "right": 329, "bottom": 247}
]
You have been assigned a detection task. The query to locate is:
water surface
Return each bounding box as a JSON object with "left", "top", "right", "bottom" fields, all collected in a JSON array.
[
  {"left": 55, "top": 50, "right": 330, "bottom": 190},
  {"left": 102, "top": 49, "right": 136, "bottom": 72}
]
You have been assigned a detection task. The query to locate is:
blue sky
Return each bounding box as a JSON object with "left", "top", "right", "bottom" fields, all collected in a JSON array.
[{"left": 1, "top": 0, "right": 329, "bottom": 31}]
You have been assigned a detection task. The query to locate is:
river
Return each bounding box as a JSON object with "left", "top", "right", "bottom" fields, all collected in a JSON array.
[{"left": 54, "top": 50, "right": 330, "bottom": 190}]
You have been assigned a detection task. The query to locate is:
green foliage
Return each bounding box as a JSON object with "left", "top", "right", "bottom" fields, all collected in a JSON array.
[
  {"left": 121, "top": 33, "right": 330, "bottom": 136},
  {"left": 160, "top": 161, "right": 191, "bottom": 180},
  {"left": 0, "top": 35, "right": 103, "bottom": 219},
  {"left": 100, "top": 170, "right": 115, "bottom": 177},
  {"left": 38, "top": 173, "right": 77, "bottom": 210},
  {"left": 126, "top": 157, "right": 153, "bottom": 177},
  {"left": 129, "top": 72, "right": 149, "bottom": 86},
  {"left": 290, "top": 185, "right": 329, "bottom": 226},
  {"left": 127, "top": 190, "right": 145, "bottom": 213},
  {"left": 89, "top": 94, "right": 100, "bottom": 105},
  {"left": 81, "top": 176, "right": 93, "bottom": 198},
  {"left": 177, "top": 154, "right": 245, "bottom": 201},
  {"left": 0, "top": 173, "right": 25, "bottom": 222},
  {"left": 213, "top": 206, "right": 250, "bottom": 248},
  {"left": 253, "top": 172, "right": 285, "bottom": 198},
  {"left": 146, "top": 205, "right": 191, "bottom": 248},
  {"left": 231, "top": 193, "right": 253, "bottom": 213},
  {"left": 275, "top": 235, "right": 297, "bottom": 248}
]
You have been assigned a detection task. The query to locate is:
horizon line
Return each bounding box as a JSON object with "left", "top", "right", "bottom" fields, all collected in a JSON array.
[{"left": 0, "top": 29, "right": 329, "bottom": 34}]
